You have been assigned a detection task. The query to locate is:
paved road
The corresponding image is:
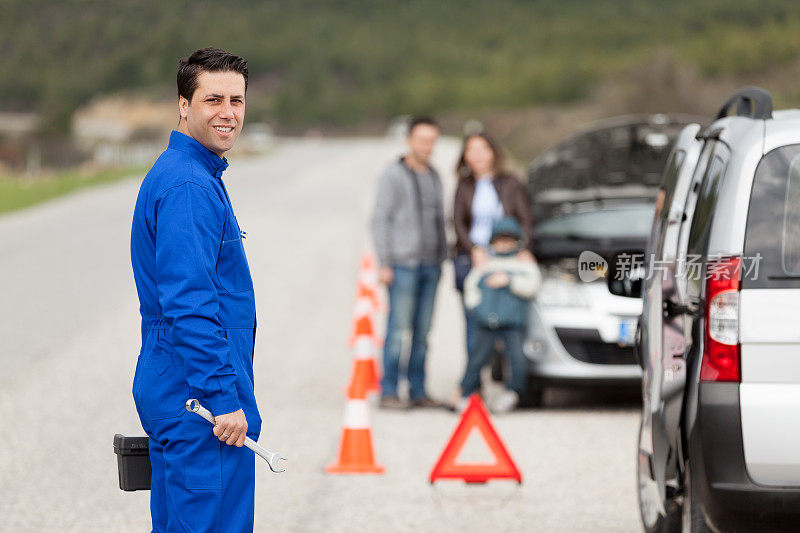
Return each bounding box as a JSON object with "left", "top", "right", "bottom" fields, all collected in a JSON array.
[{"left": 0, "top": 137, "right": 641, "bottom": 532}]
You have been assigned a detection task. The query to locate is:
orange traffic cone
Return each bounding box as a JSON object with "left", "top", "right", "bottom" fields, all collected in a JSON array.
[
  {"left": 327, "top": 398, "right": 385, "bottom": 474},
  {"left": 355, "top": 252, "right": 382, "bottom": 312},
  {"left": 355, "top": 278, "right": 381, "bottom": 313},
  {"left": 359, "top": 252, "right": 377, "bottom": 273},
  {"left": 348, "top": 298, "right": 379, "bottom": 346},
  {"left": 347, "top": 335, "right": 381, "bottom": 397},
  {"left": 327, "top": 250, "right": 385, "bottom": 475}
]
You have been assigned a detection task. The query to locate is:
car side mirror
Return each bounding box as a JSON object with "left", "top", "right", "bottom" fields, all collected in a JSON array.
[{"left": 607, "top": 250, "right": 645, "bottom": 299}]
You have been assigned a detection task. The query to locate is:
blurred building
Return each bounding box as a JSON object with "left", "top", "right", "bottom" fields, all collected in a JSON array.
[
  {"left": 71, "top": 96, "right": 175, "bottom": 167},
  {"left": 0, "top": 112, "right": 41, "bottom": 174},
  {"left": 71, "top": 96, "right": 274, "bottom": 165}
]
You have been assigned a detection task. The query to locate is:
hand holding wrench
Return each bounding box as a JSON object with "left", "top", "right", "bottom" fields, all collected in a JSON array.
[{"left": 185, "top": 399, "right": 287, "bottom": 473}]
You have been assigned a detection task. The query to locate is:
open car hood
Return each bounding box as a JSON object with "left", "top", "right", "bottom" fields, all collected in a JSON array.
[{"left": 527, "top": 114, "right": 702, "bottom": 222}]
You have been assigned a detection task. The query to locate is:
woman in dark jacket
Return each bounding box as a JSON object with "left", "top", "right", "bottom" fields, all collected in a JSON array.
[{"left": 452, "top": 132, "right": 533, "bottom": 358}]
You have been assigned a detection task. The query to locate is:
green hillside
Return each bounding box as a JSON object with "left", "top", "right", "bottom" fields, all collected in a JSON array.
[{"left": 3, "top": 0, "right": 800, "bottom": 132}]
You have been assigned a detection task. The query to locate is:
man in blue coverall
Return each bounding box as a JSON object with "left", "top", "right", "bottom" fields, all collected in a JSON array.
[{"left": 130, "top": 47, "right": 261, "bottom": 532}]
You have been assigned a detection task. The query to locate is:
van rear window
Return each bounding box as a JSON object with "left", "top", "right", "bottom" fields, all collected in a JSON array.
[{"left": 743, "top": 144, "right": 800, "bottom": 289}]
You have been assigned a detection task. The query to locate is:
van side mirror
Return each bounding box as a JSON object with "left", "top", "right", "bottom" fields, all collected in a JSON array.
[{"left": 607, "top": 250, "right": 645, "bottom": 298}]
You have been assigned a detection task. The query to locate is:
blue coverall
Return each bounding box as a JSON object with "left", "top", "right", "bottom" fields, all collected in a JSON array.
[{"left": 130, "top": 131, "right": 261, "bottom": 533}]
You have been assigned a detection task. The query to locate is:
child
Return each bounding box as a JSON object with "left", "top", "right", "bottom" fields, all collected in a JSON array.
[{"left": 459, "top": 216, "right": 542, "bottom": 413}]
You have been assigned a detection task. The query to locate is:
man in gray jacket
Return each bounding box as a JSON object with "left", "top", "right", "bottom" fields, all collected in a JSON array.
[{"left": 371, "top": 116, "right": 447, "bottom": 409}]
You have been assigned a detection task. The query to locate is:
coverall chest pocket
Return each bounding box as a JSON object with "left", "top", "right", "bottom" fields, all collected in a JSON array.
[{"left": 216, "top": 216, "right": 253, "bottom": 293}]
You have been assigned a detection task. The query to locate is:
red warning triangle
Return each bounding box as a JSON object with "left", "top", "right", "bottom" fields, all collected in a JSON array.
[{"left": 429, "top": 394, "right": 522, "bottom": 484}]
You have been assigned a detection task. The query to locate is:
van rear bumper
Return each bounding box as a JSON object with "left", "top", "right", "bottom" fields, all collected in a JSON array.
[
  {"left": 740, "top": 382, "right": 800, "bottom": 484},
  {"left": 691, "top": 383, "right": 800, "bottom": 531}
]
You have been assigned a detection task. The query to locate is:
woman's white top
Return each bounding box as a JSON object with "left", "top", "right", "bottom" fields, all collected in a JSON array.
[{"left": 469, "top": 174, "right": 505, "bottom": 247}]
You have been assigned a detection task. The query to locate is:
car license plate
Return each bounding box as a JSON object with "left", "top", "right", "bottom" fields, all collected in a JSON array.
[{"left": 619, "top": 318, "right": 637, "bottom": 345}]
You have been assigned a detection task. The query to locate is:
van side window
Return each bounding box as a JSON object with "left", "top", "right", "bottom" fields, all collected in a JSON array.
[
  {"left": 683, "top": 152, "right": 727, "bottom": 298},
  {"left": 743, "top": 144, "right": 800, "bottom": 289},
  {"left": 785, "top": 155, "right": 800, "bottom": 274},
  {"left": 687, "top": 155, "right": 726, "bottom": 258},
  {"left": 651, "top": 149, "right": 686, "bottom": 258}
]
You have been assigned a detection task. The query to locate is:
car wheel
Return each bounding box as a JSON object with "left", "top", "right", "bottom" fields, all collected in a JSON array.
[
  {"left": 637, "top": 423, "right": 680, "bottom": 532},
  {"left": 519, "top": 376, "right": 544, "bottom": 408},
  {"left": 681, "top": 461, "right": 711, "bottom": 532},
  {"left": 490, "top": 352, "right": 504, "bottom": 382}
]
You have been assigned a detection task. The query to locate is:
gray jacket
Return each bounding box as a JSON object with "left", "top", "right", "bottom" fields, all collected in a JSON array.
[{"left": 371, "top": 158, "right": 447, "bottom": 267}]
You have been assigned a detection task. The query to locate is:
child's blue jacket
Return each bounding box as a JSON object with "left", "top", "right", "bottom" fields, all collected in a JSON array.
[{"left": 464, "top": 252, "right": 542, "bottom": 329}]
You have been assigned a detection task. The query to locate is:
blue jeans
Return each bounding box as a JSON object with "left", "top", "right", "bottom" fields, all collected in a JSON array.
[
  {"left": 462, "top": 297, "right": 477, "bottom": 358},
  {"left": 381, "top": 264, "right": 441, "bottom": 400},
  {"left": 454, "top": 254, "right": 476, "bottom": 358},
  {"left": 460, "top": 326, "right": 528, "bottom": 397}
]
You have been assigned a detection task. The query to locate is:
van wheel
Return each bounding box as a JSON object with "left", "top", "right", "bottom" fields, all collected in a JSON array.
[
  {"left": 681, "top": 461, "right": 711, "bottom": 532},
  {"left": 637, "top": 422, "right": 680, "bottom": 532}
]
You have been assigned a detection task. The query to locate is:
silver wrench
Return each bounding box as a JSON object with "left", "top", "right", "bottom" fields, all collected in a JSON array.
[{"left": 185, "top": 399, "right": 287, "bottom": 473}]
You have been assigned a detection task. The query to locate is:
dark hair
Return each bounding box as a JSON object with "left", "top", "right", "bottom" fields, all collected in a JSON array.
[
  {"left": 407, "top": 115, "right": 440, "bottom": 136},
  {"left": 455, "top": 132, "right": 505, "bottom": 180},
  {"left": 177, "top": 47, "right": 248, "bottom": 102}
]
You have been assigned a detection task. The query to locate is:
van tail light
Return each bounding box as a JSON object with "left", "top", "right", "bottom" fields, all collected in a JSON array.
[{"left": 700, "top": 256, "right": 741, "bottom": 382}]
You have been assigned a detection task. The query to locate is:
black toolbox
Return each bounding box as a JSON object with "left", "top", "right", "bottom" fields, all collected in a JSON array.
[{"left": 113, "top": 434, "right": 151, "bottom": 491}]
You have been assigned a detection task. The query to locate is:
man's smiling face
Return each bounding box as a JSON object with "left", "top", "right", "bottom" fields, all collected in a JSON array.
[{"left": 179, "top": 70, "right": 245, "bottom": 157}]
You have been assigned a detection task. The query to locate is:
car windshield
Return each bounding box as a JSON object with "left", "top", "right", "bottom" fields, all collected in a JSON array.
[{"left": 536, "top": 204, "right": 655, "bottom": 239}]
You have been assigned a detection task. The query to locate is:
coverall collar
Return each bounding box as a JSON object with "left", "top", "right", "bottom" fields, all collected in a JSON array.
[{"left": 168, "top": 130, "right": 229, "bottom": 178}]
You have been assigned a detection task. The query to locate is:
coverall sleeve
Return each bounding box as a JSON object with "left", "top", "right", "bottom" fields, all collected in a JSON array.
[
  {"left": 154, "top": 182, "right": 241, "bottom": 416},
  {"left": 509, "top": 261, "right": 542, "bottom": 300},
  {"left": 371, "top": 168, "right": 396, "bottom": 267}
]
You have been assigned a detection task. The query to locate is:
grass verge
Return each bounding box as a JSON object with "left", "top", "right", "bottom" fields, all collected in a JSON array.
[{"left": 0, "top": 167, "right": 143, "bottom": 215}]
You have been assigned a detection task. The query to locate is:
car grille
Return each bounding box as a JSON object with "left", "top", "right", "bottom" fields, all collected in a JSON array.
[{"left": 554, "top": 327, "right": 637, "bottom": 365}]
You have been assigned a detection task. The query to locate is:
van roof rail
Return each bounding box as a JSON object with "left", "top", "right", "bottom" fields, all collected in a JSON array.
[{"left": 715, "top": 87, "right": 772, "bottom": 120}]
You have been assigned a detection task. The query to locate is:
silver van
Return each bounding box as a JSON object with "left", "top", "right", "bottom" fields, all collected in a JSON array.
[{"left": 612, "top": 87, "right": 800, "bottom": 531}]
